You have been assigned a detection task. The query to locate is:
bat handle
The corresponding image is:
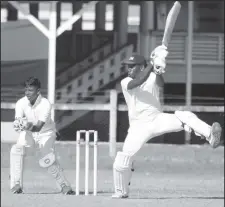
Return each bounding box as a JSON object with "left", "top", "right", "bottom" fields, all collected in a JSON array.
[{"left": 161, "top": 43, "right": 168, "bottom": 49}]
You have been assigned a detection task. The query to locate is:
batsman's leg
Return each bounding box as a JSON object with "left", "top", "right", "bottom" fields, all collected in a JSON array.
[
  {"left": 111, "top": 115, "right": 185, "bottom": 198},
  {"left": 38, "top": 132, "right": 75, "bottom": 195},
  {"left": 112, "top": 112, "right": 222, "bottom": 198},
  {"left": 112, "top": 126, "right": 151, "bottom": 199},
  {"left": 174, "top": 111, "right": 222, "bottom": 148},
  {"left": 112, "top": 151, "right": 134, "bottom": 198},
  {"left": 147, "top": 111, "right": 222, "bottom": 148}
]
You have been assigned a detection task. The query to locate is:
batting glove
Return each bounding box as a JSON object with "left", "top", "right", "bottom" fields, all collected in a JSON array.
[{"left": 150, "top": 45, "right": 169, "bottom": 75}]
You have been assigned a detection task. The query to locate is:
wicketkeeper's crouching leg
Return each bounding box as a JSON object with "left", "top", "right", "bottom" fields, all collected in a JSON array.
[
  {"left": 38, "top": 151, "right": 74, "bottom": 195},
  {"left": 37, "top": 131, "right": 75, "bottom": 195},
  {"left": 10, "top": 144, "right": 74, "bottom": 194},
  {"left": 10, "top": 129, "right": 75, "bottom": 195},
  {"left": 10, "top": 144, "right": 25, "bottom": 193},
  {"left": 112, "top": 151, "right": 134, "bottom": 198}
]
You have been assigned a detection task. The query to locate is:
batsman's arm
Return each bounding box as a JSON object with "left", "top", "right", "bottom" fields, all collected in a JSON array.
[
  {"left": 156, "top": 73, "right": 165, "bottom": 88},
  {"left": 157, "top": 75, "right": 165, "bottom": 105},
  {"left": 127, "top": 64, "right": 153, "bottom": 90}
]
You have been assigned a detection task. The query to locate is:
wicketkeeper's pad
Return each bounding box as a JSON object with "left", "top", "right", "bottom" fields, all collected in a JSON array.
[
  {"left": 10, "top": 144, "right": 25, "bottom": 189},
  {"left": 39, "top": 152, "right": 71, "bottom": 190}
]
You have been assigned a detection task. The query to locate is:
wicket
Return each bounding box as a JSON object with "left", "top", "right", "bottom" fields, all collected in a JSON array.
[{"left": 75, "top": 130, "right": 98, "bottom": 196}]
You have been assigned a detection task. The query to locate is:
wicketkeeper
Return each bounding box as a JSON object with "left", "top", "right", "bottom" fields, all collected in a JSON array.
[
  {"left": 112, "top": 45, "right": 222, "bottom": 198},
  {"left": 11, "top": 77, "right": 75, "bottom": 195}
]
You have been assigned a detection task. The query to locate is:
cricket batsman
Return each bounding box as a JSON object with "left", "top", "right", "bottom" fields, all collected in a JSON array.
[
  {"left": 112, "top": 45, "right": 222, "bottom": 198},
  {"left": 11, "top": 77, "right": 75, "bottom": 195}
]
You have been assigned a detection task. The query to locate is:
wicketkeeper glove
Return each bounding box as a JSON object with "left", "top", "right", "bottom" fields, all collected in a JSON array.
[
  {"left": 150, "top": 45, "right": 169, "bottom": 75},
  {"left": 13, "top": 117, "right": 32, "bottom": 132}
]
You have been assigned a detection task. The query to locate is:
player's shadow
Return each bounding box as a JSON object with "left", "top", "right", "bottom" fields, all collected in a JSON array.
[
  {"left": 131, "top": 196, "right": 224, "bottom": 200},
  {"left": 25, "top": 192, "right": 60, "bottom": 194},
  {"left": 22, "top": 191, "right": 225, "bottom": 199},
  {"left": 24, "top": 190, "right": 110, "bottom": 195}
]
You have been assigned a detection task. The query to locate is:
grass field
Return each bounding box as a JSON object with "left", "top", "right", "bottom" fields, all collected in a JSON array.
[{"left": 1, "top": 142, "right": 224, "bottom": 207}]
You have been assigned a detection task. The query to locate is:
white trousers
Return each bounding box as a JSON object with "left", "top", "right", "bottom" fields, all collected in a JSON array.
[
  {"left": 122, "top": 112, "right": 210, "bottom": 157},
  {"left": 17, "top": 130, "right": 56, "bottom": 157},
  {"left": 11, "top": 130, "right": 72, "bottom": 191}
]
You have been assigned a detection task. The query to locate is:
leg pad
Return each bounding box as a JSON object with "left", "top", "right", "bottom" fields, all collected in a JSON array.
[
  {"left": 39, "top": 153, "right": 71, "bottom": 191},
  {"left": 10, "top": 144, "right": 25, "bottom": 189},
  {"left": 113, "top": 151, "right": 133, "bottom": 195}
]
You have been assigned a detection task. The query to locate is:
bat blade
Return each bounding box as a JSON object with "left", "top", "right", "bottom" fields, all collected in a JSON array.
[{"left": 162, "top": 1, "right": 181, "bottom": 48}]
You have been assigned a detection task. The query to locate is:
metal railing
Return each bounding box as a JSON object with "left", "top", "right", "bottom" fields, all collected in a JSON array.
[{"left": 1, "top": 90, "right": 224, "bottom": 158}]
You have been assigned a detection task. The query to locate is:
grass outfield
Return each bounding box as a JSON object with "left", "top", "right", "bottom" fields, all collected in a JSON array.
[{"left": 1, "top": 143, "right": 224, "bottom": 207}]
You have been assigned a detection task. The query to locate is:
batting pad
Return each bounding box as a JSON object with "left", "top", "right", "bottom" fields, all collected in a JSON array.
[
  {"left": 10, "top": 144, "right": 25, "bottom": 189},
  {"left": 113, "top": 151, "right": 133, "bottom": 195}
]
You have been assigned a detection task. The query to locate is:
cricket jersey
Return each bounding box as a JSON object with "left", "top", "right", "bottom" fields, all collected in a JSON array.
[
  {"left": 15, "top": 94, "right": 56, "bottom": 134},
  {"left": 121, "top": 72, "right": 163, "bottom": 124}
]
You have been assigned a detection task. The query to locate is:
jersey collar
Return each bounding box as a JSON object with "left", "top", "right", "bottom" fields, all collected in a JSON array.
[{"left": 27, "top": 94, "right": 42, "bottom": 108}]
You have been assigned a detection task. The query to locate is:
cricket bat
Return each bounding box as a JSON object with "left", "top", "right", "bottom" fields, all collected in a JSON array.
[{"left": 162, "top": 1, "right": 181, "bottom": 48}]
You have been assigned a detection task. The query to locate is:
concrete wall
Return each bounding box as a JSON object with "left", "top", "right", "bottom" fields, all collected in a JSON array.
[
  {"left": 1, "top": 60, "right": 48, "bottom": 88},
  {"left": 1, "top": 122, "right": 18, "bottom": 143},
  {"left": 1, "top": 20, "right": 49, "bottom": 61}
]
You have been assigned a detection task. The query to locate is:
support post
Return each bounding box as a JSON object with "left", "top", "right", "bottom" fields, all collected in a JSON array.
[
  {"left": 8, "top": 1, "right": 101, "bottom": 124},
  {"left": 8, "top": 1, "right": 49, "bottom": 38},
  {"left": 185, "top": 1, "right": 194, "bottom": 144},
  {"left": 70, "top": 1, "right": 83, "bottom": 61},
  {"left": 7, "top": 3, "right": 18, "bottom": 21},
  {"left": 139, "top": 1, "right": 154, "bottom": 59},
  {"left": 113, "top": 1, "right": 129, "bottom": 50},
  {"left": 57, "top": 1, "right": 98, "bottom": 37},
  {"left": 48, "top": 2, "right": 57, "bottom": 121},
  {"left": 95, "top": 1, "right": 106, "bottom": 31},
  {"left": 221, "top": 1, "right": 224, "bottom": 32},
  {"left": 109, "top": 90, "right": 118, "bottom": 158},
  {"left": 56, "top": 2, "right": 61, "bottom": 28},
  {"left": 72, "top": 1, "right": 82, "bottom": 31},
  {"left": 29, "top": 2, "right": 39, "bottom": 18}
]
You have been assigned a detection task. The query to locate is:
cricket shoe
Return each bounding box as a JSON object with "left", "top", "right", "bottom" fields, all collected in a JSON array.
[
  {"left": 11, "top": 184, "right": 23, "bottom": 194},
  {"left": 112, "top": 192, "right": 129, "bottom": 199},
  {"left": 61, "top": 186, "right": 75, "bottom": 195},
  {"left": 207, "top": 122, "right": 222, "bottom": 148}
]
